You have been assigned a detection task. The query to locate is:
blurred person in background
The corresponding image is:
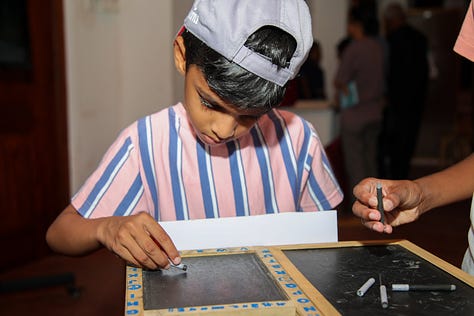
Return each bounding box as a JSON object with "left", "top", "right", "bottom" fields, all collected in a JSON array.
[
  {"left": 298, "top": 40, "right": 326, "bottom": 100},
  {"left": 378, "top": 3, "right": 429, "bottom": 179},
  {"left": 334, "top": 5, "right": 385, "bottom": 197}
]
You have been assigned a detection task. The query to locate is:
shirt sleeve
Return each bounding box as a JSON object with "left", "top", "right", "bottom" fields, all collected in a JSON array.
[
  {"left": 71, "top": 122, "right": 151, "bottom": 219},
  {"left": 297, "top": 120, "right": 344, "bottom": 211},
  {"left": 454, "top": 1, "right": 474, "bottom": 62}
]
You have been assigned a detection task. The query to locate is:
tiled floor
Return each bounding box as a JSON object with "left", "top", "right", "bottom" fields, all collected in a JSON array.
[{"left": 0, "top": 168, "right": 471, "bottom": 316}]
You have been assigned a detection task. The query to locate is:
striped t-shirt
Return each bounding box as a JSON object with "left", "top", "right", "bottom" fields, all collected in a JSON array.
[{"left": 72, "top": 103, "right": 343, "bottom": 221}]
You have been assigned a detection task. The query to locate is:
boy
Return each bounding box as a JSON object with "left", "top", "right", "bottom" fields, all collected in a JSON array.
[{"left": 46, "top": 0, "right": 343, "bottom": 270}]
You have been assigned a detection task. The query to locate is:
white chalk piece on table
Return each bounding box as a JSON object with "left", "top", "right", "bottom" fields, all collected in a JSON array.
[
  {"left": 357, "top": 277, "right": 375, "bottom": 296},
  {"left": 379, "top": 274, "right": 388, "bottom": 309}
]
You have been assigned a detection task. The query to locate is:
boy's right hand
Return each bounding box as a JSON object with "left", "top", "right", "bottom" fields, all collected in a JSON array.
[
  {"left": 352, "top": 178, "right": 425, "bottom": 233},
  {"left": 97, "top": 212, "right": 181, "bottom": 270}
]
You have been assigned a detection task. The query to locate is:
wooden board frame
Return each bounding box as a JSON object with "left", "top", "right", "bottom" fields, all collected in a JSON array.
[
  {"left": 125, "top": 246, "right": 320, "bottom": 316},
  {"left": 272, "top": 239, "right": 474, "bottom": 316},
  {"left": 125, "top": 240, "right": 474, "bottom": 316}
]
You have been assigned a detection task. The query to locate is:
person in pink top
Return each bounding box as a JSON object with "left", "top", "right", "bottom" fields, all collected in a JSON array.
[
  {"left": 454, "top": 0, "right": 474, "bottom": 61},
  {"left": 46, "top": 0, "right": 343, "bottom": 270},
  {"left": 352, "top": 1, "right": 474, "bottom": 275}
]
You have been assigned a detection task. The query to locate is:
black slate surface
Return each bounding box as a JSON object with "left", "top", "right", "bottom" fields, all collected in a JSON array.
[
  {"left": 143, "top": 253, "right": 287, "bottom": 310},
  {"left": 283, "top": 245, "right": 474, "bottom": 315}
]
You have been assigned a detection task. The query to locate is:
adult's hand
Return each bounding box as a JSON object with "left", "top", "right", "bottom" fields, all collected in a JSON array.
[{"left": 352, "top": 178, "right": 424, "bottom": 233}]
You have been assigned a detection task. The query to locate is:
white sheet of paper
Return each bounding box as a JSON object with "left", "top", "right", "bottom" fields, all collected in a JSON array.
[{"left": 160, "top": 211, "right": 338, "bottom": 250}]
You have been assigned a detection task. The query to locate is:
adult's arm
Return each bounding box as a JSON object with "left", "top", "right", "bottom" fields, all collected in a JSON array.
[{"left": 353, "top": 154, "right": 474, "bottom": 233}]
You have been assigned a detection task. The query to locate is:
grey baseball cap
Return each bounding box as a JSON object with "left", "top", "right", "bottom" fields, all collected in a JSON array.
[{"left": 183, "top": 0, "right": 313, "bottom": 87}]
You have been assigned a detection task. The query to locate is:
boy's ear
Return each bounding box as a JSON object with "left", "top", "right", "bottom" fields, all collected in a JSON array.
[{"left": 174, "top": 36, "right": 186, "bottom": 76}]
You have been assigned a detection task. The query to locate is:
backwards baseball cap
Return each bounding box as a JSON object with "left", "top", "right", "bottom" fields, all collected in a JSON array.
[{"left": 183, "top": 0, "right": 313, "bottom": 87}]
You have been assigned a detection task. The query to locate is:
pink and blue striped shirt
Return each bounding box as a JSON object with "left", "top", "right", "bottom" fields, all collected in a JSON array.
[{"left": 72, "top": 103, "right": 343, "bottom": 221}]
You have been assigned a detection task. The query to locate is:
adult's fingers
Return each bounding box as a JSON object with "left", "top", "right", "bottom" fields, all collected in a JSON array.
[
  {"left": 352, "top": 200, "right": 370, "bottom": 221},
  {"left": 388, "top": 180, "right": 423, "bottom": 211},
  {"left": 353, "top": 178, "right": 379, "bottom": 206},
  {"left": 353, "top": 200, "right": 393, "bottom": 234}
]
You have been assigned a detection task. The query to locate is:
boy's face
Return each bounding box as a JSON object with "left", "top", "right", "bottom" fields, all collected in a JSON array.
[{"left": 182, "top": 65, "right": 268, "bottom": 146}]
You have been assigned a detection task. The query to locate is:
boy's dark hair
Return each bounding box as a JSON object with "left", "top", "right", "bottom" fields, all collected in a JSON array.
[{"left": 182, "top": 26, "right": 297, "bottom": 110}]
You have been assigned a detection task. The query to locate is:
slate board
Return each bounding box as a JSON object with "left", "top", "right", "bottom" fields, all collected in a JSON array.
[
  {"left": 283, "top": 244, "right": 474, "bottom": 315},
  {"left": 143, "top": 253, "right": 288, "bottom": 310}
]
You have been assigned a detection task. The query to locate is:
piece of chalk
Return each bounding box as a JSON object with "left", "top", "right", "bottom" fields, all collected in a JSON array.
[
  {"left": 357, "top": 277, "right": 375, "bottom": 296},
  {"left": 392, "top": 284, "right": 456, "bottom": 291},
  {"left": 376, "top": 182, "right": 385, "bottom": 224},
  {"left": 169, "top": 260, "right": 188, "bottom": 271},
  {"left": 379, "top": 274, "right": 388, "bottom": 309},
  {"left": 380, "top": 284, "right": 388, "bottom": 308}
]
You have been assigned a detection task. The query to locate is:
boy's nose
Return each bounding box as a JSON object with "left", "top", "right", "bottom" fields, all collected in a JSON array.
[{"left": 212, "top": 113, "right": 238, "bottom": 140}]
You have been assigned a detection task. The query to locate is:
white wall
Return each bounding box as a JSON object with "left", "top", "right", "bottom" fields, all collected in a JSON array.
[
  {"left": 173, "top": 0, "right": 194, "bottom": 103},
  {"left": 310, "top": 0, "right": 349, "bottom": 101},
  {"left": 64, "top": 0, "right": 350, "bottom": 194},
  {"left": 65, "top": 0, "right": 176, "bottom": 193},
  {"left": 118, "top": 1, "right": 174, "bottom": 126}
]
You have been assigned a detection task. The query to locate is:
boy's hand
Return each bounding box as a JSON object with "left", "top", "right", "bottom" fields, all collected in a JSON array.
[
  {"left": 97, "top": 212, "right": 180, "bottom": 270},
  {"left": 352, "top": 178, "right": 424, "bottom": 234}
]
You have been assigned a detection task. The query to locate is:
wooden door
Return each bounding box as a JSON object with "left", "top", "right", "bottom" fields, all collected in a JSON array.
[{"left": 0, "top": 0, "right": 68, "bottom": 271}]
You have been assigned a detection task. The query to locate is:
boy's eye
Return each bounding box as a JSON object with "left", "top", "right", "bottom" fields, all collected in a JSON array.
[
  {"left": 200, "top": 97, "right": 214, "bottom": 109},
  {"left": 199, "top": 94, "right": 262, "bottom": 123}
]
